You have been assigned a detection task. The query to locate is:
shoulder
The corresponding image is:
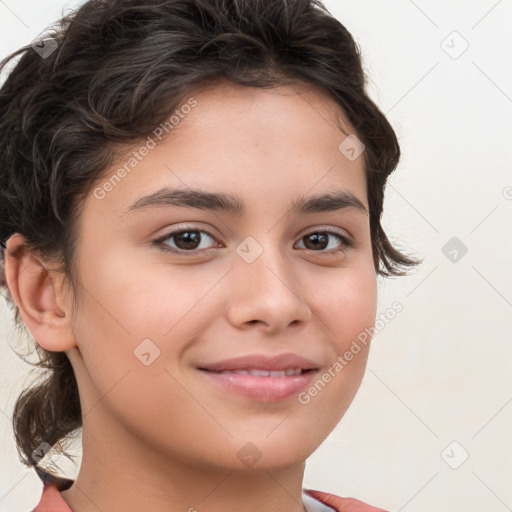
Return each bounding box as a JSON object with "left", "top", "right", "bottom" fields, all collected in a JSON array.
[
  {"left": 304, "top": 488, "right": 391, "bottom": 512},
  {"left": 32, "top": 478, "right": 74, "bottom": 512}
]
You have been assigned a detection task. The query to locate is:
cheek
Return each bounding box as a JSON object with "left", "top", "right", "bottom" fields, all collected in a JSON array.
[
  {"left": 70, "top": 282, "right": 196, "bottom": 443},
  {"left": 77, "top": 242, "right": 202, "bottom": 340},
  {"left": 292, "top": 271, "right": 376, "bottom": 441},
  {"left": 321, "top": 265, "right": 378, "bottom": 348},
  {"left": 70, "top": 249, "right": 217, "bottom": 397}
]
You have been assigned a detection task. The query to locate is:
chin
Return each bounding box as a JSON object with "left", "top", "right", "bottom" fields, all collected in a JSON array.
[{"left": 227, "top": 435, "right": 319, "bottom": 473}]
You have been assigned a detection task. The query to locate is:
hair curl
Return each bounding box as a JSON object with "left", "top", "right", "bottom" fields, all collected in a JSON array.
[{"left": 0, "top": 0, "right": 421, "bottom": 481}]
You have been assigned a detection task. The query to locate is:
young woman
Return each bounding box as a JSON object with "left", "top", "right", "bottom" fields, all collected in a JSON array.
[{"left": 0, "top": 1, "right": 420, "bottom": 511}]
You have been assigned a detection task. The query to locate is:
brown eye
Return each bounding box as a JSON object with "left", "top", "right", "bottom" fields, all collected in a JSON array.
[
  {"left": 295, "top": 229, "right": 353, "bottom": 254},
  {"left": 153, "top": 228, "right": 218, "bottom": 255},
  {"left": 152, "top": 226, "right": 353, "bottom": 257}
]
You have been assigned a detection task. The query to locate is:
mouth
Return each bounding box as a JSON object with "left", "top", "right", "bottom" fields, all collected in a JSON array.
[
  {"left": 197, "top": 353, "right": 319, "bottom": 402},
  {"left": 206, "top": 368, "right": 313, "bottom": 377}
]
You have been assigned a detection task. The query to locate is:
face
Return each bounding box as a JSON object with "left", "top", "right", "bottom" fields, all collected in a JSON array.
[{"left": 64, "top": 80, "right": 377, "bottom": 472}]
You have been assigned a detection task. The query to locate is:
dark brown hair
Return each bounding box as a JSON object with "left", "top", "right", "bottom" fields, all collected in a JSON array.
[{"left": 0, "top": 0, "right": 421, "bottom": 480}]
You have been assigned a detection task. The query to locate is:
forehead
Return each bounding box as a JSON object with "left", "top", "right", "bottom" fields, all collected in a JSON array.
[
  {"left": 179, "top": 78, "right": 354, "bottom": 141},
  {"left": 82, "top": 79, "right": 367, "bottom": 222}
]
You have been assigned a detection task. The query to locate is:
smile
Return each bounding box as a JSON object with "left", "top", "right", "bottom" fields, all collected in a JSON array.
[
  {"left": 215, "top": 368, "right": 304, "bottom": 377},
  {"left": 197, "top": 353, "right": 319, "bottom": 402}
]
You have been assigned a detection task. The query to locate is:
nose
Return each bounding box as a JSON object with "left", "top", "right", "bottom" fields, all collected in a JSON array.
[{"left": 226, "top": 241, "right": 312, "bottom": 334}]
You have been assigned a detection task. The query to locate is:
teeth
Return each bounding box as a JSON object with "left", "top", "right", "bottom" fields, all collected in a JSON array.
[
  {"left": 218, "top": 368, "right": 303, "bottom": 376},
  {"left": 251, "top": 369, "right": 271, "bottom": 376}
]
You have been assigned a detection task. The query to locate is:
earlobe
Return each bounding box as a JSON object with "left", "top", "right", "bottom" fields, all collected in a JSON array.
[{"left": 4, "top": 233, "right": 77, "bottom": 352}]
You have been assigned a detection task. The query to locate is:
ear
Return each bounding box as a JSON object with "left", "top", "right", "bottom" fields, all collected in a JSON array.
[{"left": 4, "top": 233, "right": 77, "bottom": 352}]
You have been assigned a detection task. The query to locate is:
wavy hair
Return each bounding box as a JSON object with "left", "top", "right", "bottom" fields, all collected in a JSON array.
[{"left": 0, "top": 0, "right": 421, "bottom": 480}]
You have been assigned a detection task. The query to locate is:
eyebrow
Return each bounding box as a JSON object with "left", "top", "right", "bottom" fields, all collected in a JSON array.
[{"left": 122, "top": 187, "right": 368, "bottom": 217}]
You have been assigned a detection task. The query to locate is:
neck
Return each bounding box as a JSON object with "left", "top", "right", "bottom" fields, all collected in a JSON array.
[{"left": 60, "top": 406, "right": 307, "bottom": 512}]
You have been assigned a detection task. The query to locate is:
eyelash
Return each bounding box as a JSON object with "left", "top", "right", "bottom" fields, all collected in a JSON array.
[{"left": 152, "top": 226, "right": 354, "bottom": 257}]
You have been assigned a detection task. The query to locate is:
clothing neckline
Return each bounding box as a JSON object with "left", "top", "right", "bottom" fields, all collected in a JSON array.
[
  {"left": 33, "top": 479, "right": 337, "bottom": 512},
  {"left": 33, "top": 477, "right": 388, "bottom": 512}
]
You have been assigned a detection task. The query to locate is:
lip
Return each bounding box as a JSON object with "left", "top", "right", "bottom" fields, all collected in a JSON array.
[
  {"left": 197, "top": 352, "right": 319, "bottom": 402},
  {"left": 198, "top": 353, "right": 318, "bottom": 372}
]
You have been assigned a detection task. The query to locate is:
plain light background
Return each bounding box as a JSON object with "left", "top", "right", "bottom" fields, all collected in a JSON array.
[{"left": 1, "top": 1, "right": 511, "bottom": 511}]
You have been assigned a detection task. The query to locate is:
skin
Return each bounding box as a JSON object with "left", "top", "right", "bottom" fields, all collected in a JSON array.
[{"left": 5, "top": 79, "right": 377, "bottom": 512}]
